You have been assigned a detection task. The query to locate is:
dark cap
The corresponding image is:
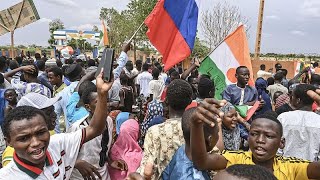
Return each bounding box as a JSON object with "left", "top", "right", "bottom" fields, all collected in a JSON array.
[{"left": 65, "top": 64, "right": 83, "bottom": 80}]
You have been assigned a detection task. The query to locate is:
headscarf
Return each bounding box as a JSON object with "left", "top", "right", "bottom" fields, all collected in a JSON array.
[
  {"left": 108, "top": 119, "right": 142, "bottom": 179},
  {"left": 255, "top": 78, "right": 272, "bottom": 114},
  {"left": 139, "top": 101, "right": 163, "bottom": 146},
  {"left": 220, "top": 102, "right": 241, "bottom": 151},
  {"left": 275, "top": 93, "right": 290, "bottom": 109},
  {"left": 116, "top": 112, "right": 130, "bottom": 134}
]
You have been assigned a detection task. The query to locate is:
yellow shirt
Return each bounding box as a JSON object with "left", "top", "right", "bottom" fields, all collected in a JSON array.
[
  {"left": 2, "top": 131, "right": 55, "bottom": 166},
  {"left": 222, "top": 151, "right": 310, "bottom": 180}
]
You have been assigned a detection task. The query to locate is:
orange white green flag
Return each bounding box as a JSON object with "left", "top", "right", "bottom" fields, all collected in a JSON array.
[{"left": 199, "top": 25, "right": 254, "bottom": 99}]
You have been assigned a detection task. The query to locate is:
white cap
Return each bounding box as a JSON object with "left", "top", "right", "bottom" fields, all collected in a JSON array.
[{"left": 17, "top": 93, "right": 61, "bottom": 109}]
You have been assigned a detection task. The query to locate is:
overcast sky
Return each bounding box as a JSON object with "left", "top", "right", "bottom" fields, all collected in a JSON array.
[{"left": 0, "top": 0, "right": 319, "bottom": 54}]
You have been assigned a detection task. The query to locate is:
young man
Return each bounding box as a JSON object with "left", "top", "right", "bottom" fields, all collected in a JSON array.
[
  {"left": 119, "top": 73, "right": 134, "bottom": 112},
  {"left": 278, "top": 84, "right": 320, "bottom": 161},
  {"left": 190, "top": 99, "right": 320, "bottom": 180},
  {"left": 0, "top": 70, "right": 113, "bottom": 179},
  {"left": 68, "top": 81, "right": 125, "bottom": 180},
  {"left": 2, "top": 92, "right": 60, "bottom": 167},
  {"left": 4, "top": 65, "right": 52, "bottom": 98},
  {"left": 257, "top": 64, "right": 272, "bottom": 80},
  {"left": 222, "top": 66, "right": 258, "bottom": 106},
  {"left": 48, "top": 67, "right": 67, "bottom": 97},
  {"left": 136, "top": 63, "right": 153, "bottom": 99},
  {"left": 137, "top": 79, "right": 193, "bottom": 179},
  {"left": 149, "top": 68, "right": 165, "bottom": 102},
  {"left": 267, "top": 72, "right": 288, "bottom": 101}
]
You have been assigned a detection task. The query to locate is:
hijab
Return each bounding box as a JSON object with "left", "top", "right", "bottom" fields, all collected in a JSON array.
[
  {"left": 108, "top": 119, "right": 142, "bottom": 179},
  {"left": 116, "top": 112, "right": 130, "bottom": 134},
  {"left": 220, "top": 102, "right": 241, "bottom": 151}
]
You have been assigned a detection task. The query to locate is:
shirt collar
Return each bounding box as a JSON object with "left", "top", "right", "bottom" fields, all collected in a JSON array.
[{"left": 13, "top": 150, "right": 53, "bottom": 179}]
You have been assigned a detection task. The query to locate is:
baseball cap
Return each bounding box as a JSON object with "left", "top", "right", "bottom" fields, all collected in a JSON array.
[{"left": 17, "top": 93, "right": 61, "bottom": 109}]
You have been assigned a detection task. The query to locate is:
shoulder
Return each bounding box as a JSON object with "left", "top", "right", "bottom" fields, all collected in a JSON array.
[{"left": 275, "top": 155, "right": 310, "bottom": 164}]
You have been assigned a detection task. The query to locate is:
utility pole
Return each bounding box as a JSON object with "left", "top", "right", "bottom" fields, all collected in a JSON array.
[{"left": 254, "top": 0, "right": 265, "bottom": 60}]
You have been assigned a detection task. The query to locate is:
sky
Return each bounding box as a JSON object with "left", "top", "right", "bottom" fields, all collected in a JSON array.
[{"left": 0, "top": 0, "right": 319, "bottom": 54}]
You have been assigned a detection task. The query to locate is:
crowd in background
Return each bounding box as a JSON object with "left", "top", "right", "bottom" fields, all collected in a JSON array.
[{"left": 0, "top": 42, "right": 320, "bottom": 180}]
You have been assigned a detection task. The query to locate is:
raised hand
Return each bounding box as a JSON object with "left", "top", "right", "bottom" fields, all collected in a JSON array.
[
  {"left": 192, "top": 99, "right": 226, "bottom": 127},
  {"left": 96, "top": 68, "right": 113, "bottom": 96},
  {"left": 110, "top": 159, "right": 128, "bottom": 171}
]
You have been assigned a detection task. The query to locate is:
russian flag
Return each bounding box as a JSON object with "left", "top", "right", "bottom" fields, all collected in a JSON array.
[{"left": 145, "top": 0, "right": 200, "bottom": 71}]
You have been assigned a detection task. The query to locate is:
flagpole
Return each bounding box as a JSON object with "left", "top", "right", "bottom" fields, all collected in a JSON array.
[
  {"left": 201, "top": 39, "right": 225, "bottom": 63},
  {"left": 128, "top": 22, "right": 144, "bottom": 42}
]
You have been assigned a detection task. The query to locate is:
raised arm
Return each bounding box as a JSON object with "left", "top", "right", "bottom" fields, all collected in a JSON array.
[
  {"left": 84, "top": 69, "right": 113, "bottom": 142},
  {"left": 113, "top": 42, "right": 131, "bottom": 80},
  {"left": 181, "top": 59, "right": 199, "bottom": 80},
  {"left": 4, "top": 65, "right": 34, "bottom": 82},
  {"left": 190, "top": 99, "right": 228, "bottom": 171}
]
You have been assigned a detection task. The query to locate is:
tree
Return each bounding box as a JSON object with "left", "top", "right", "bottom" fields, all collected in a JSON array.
[
  {"left": 48, "top": 19, "right": 64, "bottom": 47},
  {"left": 200, "top": 2, "right": 250, "bottom": 50},
  {"left": 92, "top": 25, "right": 99, "bottom": 32},
  {"left": 191, "top": 37, "right": 210, "bottom": 59}
]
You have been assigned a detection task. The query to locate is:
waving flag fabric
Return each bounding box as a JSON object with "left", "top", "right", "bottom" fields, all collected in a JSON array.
[
  {"left": 145, "top": 0, "right": 200, "bottom": 71},
  {"left": 199, "top": 25, "right": 254, "bottom": 99}
]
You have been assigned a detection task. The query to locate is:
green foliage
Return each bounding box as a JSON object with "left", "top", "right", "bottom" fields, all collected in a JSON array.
[
  {"left": 67, "top": 38, "right": 93, "bottom": 51},
  {"left": 92, "top": 25, "right": 99, "bottom": 32},
  {"left": 48, "top": 19, "right": 64, "bottom": 47},
  {"left": 191, "top": 37, "right": 210, "bottom": 59}
]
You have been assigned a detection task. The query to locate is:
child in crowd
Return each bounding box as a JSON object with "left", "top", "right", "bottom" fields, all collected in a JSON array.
[
  {"left": 162, "top": 107, "right": 215, "bottom": 180},
  {"left": 3, "top": 89, "right": 17, "bottom": 115}
]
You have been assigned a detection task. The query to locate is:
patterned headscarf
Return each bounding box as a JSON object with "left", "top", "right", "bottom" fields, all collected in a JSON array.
[{"left": 220, "top": 102, "right": 241, "bottom": 151}]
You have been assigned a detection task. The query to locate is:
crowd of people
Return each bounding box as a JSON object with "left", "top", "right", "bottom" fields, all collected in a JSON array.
[{"left": 0, "top": 42, "right": 320, "bottom": 180}]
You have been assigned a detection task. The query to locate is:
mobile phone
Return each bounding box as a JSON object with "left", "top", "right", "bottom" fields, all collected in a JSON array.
[{"left": 95, "top": 48, "right": 114, "bottom": 82}]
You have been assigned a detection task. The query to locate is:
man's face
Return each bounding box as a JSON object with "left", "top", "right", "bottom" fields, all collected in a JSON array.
[
  {"left": 236, "top": 68, "right": 250, "bottom": 85},
  {"left": 7, "top": 115, "right": 50, "bottom": 166},
  {"left": 47, "top": 72, "right": 61, "bottom": 86},
  {"left": 248, "top": 118, "right": 281, "bottom": 163}
]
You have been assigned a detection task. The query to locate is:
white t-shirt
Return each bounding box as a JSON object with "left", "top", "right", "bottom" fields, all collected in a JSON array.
[
  {"left": 136, "top": 71, "right": 153, "bottom": 98},
  {"left": 68, "top": 116, "right": 113, "bottom": 180},
  {"left": 149, "top": 79, "right": 165, "bottom": 101},
  {"left": 257, "top": 70, "right": 272, "bottom": 79},
  {"left": 159, "top": 72, "right": 168, "bottom": 84},
  {"left": 278, "top": 110, "right": 320, "bottom": 161},
  {"left": 0, "top": 129, "right": 85, "bottom": 180}
]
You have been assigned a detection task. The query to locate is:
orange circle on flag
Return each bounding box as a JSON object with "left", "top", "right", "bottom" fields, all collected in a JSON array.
[{"left": 227, "top": 68, "right": 237, "bottom": 83}]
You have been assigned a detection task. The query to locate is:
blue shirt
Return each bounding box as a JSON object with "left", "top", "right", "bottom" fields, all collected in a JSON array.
[
  {"left": 0, "top": 90, "right": 6, "bottom": 126},
  {"left": 222, "top": 84, "right": 258, "bottom": 105},
  {"left": 162, "top": 145, "right": 210, "bottom": 180},
  {"left": 66, "top": 92, "right": 89, "bottom": 126}
]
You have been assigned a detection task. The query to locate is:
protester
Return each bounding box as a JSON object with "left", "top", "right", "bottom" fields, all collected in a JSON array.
[
  {"left": 255, "top": 77, "right": 272, "bottom": 114},
  {"left": 0, "top": 70, "right": 112, "bottom": 179},
  {"left": 267, "top": 72, "right": 288, "bottom": 101},
  {"left": 149, "top": 68, "right": 165, "bottom": 102},
  {"left": 3, "top": 89, "right": 17, "bottom": 116},
  {"left": 1, "top": 92, "right": 60, "bottom": 167},
  {"left": 47, "top": 67, "right": 67, "bottom": 97},
  {"left": 108, "top": 119, "right": 142, "bottom": 179},
  {"left": 119, "top": 73, "right": 134, "bottom": 112},
  {"left": 190, "top": 100, "right": 320, "bottom": 179},
  {"left": 257, "top": 64, "right": 272, "bottom": 80},
  {"left": 219, "top": 102, "right": 250, "bottom": 151},
  {"left": 136, "top": 63, "right": 153, "bottom": 99},
  {"left": 137, "top": 79, "right": 193, "bottom": 179},
  {"left": 197, "top": 75, "right": 215, "bottom": 102},
  {"left": 4, "top": 64, "right": 52, "bottom": 98},
  {"left": 278, "top": 84, "right": 320, "bottom": 161},
  {"left": 162, "top": 108, "right": 212, "bottom": 180},
  {"left": 222, "top": 66, "right": 258, "bottom": 106}
]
